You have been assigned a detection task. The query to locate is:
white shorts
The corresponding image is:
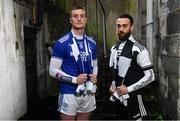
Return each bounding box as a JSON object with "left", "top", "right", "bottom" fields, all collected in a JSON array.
[{"left": 58, "top": 93, "right": 96, "bottom": 115}]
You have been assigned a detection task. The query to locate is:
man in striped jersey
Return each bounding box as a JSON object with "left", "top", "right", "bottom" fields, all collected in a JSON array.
[
  {"left": 109, "top": 14, "right": 155, "bottom": 120},
  {"left": 49, "top": 6, "right": 98, "bottom": 120}
]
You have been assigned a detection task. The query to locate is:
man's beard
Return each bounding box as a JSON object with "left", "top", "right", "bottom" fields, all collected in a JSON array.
[{"left": 118, "top": 31, "right": 131, "bottom": 41}]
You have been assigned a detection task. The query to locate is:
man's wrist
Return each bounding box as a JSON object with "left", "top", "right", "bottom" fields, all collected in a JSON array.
[
  {"left": 56, "top": 72, "right": 77, "bottom": 84},
  {"left": 127, "top": 86, "right": 132, "bottom": 93},
  {"left": 72, "top": 77, "right": 77, "bottom": 84}
]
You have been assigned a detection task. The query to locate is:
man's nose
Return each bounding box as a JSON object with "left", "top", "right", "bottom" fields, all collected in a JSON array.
[
  {"left": 117, "top": 28, "right": 123, "bottom": 32},
  {"left": 77, "top": 16, "right": 81, "bottom": 20},
  {"left": 119, "top": 27, "right": 123, "bottom": 31}
]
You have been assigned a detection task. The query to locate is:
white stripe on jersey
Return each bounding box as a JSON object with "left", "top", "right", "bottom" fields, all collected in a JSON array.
[
  {"left": 136, "top": 48, "right": 152, "bottom": 68},
  {"left": 137, "top": 95, "right": 147, "bottom": 117},
  {"left": 86, "top": 36, "right": 96, "bottom": 45},
  {"left": 58, "top": 34, "right": 69, "bottom": 43}
]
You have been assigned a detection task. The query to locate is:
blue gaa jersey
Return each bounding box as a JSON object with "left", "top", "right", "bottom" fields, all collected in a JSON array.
[{"left": 52, "top": 32, "right": 97, "bottom": 94}]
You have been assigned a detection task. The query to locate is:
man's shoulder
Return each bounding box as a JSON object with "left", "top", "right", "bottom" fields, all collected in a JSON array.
[
  {"left": 133, "top": 41, "right": 146, "bottom": 52},
  {"left": 57, "top": 32, "right": 72, "bottom": 44},
  {"left": 86, "top": 36, "right": 96, "bottom": 45},
  {"left": 110, "top": 45, "right": 116, "bottom": 50},
  {"left": 132, "top": 42, "right": 151, "bottom": 60},
  {"left": 129, "top": 38, "right": 146, "bottom": 52},
  {"left": 129, "top": 35, "right": 145, "bottom": 52}
]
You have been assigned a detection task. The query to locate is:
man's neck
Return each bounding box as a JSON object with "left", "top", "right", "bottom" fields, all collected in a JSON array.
[
  {"left": 72, "top": 28, "right": 84, "bottom": 39},
  {"left": 72, "top": 28, "right": 84, "bottom": 36}
]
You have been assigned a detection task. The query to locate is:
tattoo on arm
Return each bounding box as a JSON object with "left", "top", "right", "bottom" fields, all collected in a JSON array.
[{"left": 56, "top": 73, "right": 73, "bottom": 83}]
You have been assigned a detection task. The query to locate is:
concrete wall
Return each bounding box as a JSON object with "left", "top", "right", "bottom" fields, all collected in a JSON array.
[
  {"left": 138, "top": 0, "right": 180, "bottom": 119},
  {"left": 0, "top": 0, "right": 27, "bottom": 119},
  {"left": 157, "top": 0, "right": 180, "bottom": 119}
]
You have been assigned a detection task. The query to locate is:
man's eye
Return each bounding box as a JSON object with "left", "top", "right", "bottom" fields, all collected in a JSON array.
[
  {"left": 73, "top": 15, "right": 78, "bottom": 18},
  {"left": 81, "top": 15, "right": 85, "bottom": 18},
  {"left": 123, "top": 25, "right": 127, "bottom": 28},
  {"left": 116, "top": 25, "right": 121, "bottom": 28}
]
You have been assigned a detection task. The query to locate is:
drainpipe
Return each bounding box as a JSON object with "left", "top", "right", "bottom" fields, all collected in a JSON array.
[
  {"left": 97, "top": 0, "right": 107, "bottom": 58},
  {"left": 146, "top": 0, "right": 153, "bottom": 62}
]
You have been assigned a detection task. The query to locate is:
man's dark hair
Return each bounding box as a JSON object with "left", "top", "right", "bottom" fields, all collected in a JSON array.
[
  {"left": 70, "top": 6, "right": 86, "bottom": 16},
  {"left": 117, "top": 14, "right": 134, "bottom": 25},
  {"left": 72, "top": 6, "right": 85, "bottom": 11}
]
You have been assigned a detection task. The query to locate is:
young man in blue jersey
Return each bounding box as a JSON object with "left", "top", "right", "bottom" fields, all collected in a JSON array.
[
  {"left": 49, "top": 6, "right": 98, "bottom": 120},
  {"left": 109, "top": 14, "right": 155, "bottom": 120}
]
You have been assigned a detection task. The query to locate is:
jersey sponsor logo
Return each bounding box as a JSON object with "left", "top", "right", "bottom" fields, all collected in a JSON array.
[
  {"left": 79, "top": 42, "right": 84, "bottom": 49},
  {"left": 80, "top": 52, "right": 87, "bottom": 61},
  {"left": 62, "top": 102, "right": 69, "bottom": 112}
]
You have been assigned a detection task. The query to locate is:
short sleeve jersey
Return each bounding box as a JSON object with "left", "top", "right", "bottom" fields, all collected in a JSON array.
[{"left": 52, "top": 32, "right": 97, "bottom": 94}]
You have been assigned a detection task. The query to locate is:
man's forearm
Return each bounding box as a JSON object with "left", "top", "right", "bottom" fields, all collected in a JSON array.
[
  {"left": 127, "top": 69, "right": 155, "bottom": 93},
  {"left": 93, "top": 59, "right": 98, "bottom": 75},
  {"left": 49, "top": 57, "right": 77, "bottom": 84},
  {"left": 55, "top": 71, "right": 77, "bottom": 84}
]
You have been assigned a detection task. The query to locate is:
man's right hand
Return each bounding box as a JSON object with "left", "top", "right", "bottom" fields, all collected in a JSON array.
[{"left": 76, "top": 73, "right": 88, "bottom": 85}]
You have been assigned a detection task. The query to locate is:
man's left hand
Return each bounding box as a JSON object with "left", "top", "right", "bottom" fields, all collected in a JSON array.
[{"left": 117, "top": 84, "right": 128, "bottom": 95}]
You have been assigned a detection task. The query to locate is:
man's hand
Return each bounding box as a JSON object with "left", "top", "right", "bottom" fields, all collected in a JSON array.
[
  {"left": 109, "top": 84, "right": 116, "bottom": 94},
  {"left": 89, "top": 74, "right": 97, "bottom": 84},
  {"left": 76, "top": 73, "right": 87, "bottom": 85},
  {"left": 117, "top": 84, "right": 128, "bottom": 95}
]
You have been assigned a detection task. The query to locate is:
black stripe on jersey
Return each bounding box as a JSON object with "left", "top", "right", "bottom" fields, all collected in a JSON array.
[
  {"left": 121, "top": 39, "right": 134, "bottom": 58},
  {"left": 142, "top": 65, "right": 153, "bottom": 71}
]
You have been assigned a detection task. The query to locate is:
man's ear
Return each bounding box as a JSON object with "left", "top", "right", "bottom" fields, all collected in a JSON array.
[
  {"left": 131, "top": 25, "right": 134, "bottom": 32},
  {"left": 85, "top": 17, "right": 87, "bottom": 24},
  {"left": 70, "top": 18, "right": 72, "bottom": 24}
]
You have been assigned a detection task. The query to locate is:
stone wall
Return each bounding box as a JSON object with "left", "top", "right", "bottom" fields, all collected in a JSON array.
[{"left": 157, "top": 0, "right": 180, "bottom": 119}]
